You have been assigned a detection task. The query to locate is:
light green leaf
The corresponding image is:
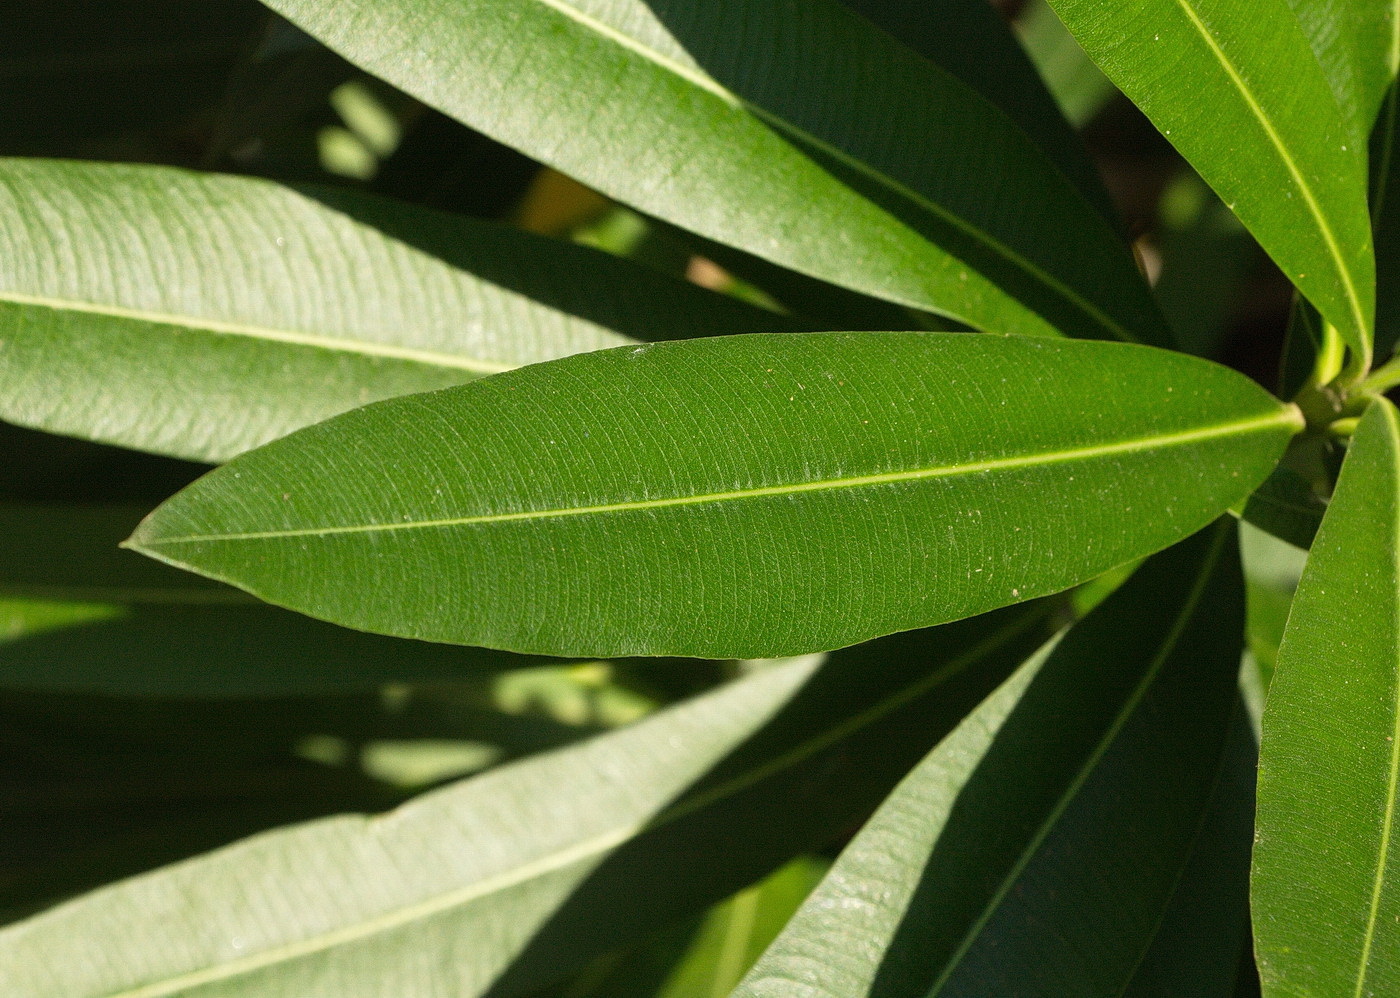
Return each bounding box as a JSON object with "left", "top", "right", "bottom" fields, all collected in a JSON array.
[
  {"left": 732, "top": 521, "right": 1246, "bottom": 997},
  {"left": 130, "top": 332, "right": 1300, "bottom": 659},
  {"left": 1253, "top": 397, "right": 1400, "bottom": 997},
  {"left": 260, "top": 0, "right": 1169, "bottom": 343},
  {"left": 1044, "top": 0, "right": 1376, "bottom": 366},
  {"left": 0, "top": 600, "right": 1055, "bottom": 997},
  {"left": 0, "top": 158, "right": 779, "bottom": 463}
]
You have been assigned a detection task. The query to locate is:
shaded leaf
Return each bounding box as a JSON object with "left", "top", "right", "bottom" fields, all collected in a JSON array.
[
  {"left": 0, "top": 600, "right": 1055, "bottom": 997},
  {"left": 260, "top": 0, "right": 1168, "bottom": 343},
  {"left": 1285, "top": 0, "right": 1396, "bottom": 137},
  {"left": 732, "top": 521, "right": 1245, "bottom": 996},
  {"left": 1045, "top": 0, "right": 1375, "bottom": 365},
  {"left": 0, "top": 158, "right": 778, "bottom": 462},
  {"left": 1253, "top": 397, "right": 1400, "bottom": 997},
  {"left": 131, "top": 332, "right": 1299, "bottom": 659}
]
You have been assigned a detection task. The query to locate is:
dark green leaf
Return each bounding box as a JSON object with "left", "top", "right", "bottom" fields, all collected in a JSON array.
[
  {"left": 130, "top": 332, "right": 1299, "bottom": 659},
  {"left": 260, "top": 0, "right": 1169, "bottom": 343},
  {"left": 1285, "top": 0, "right": 1396, "bottom": 137},
  {"left": 732, "top": 521, "right": 1246, "bottom": 996},
  {"left": 0, "top": 159, "right": 777, "bottom": 462},
  {"left": 1253, "top": 397, "right": 1400, "bottom": 997},
  {"left": 1045, "top": 0, "right": 1376, "bottom": 365},
  {"left": 0, "top": 600, "right": 1054, "bottom": 996}
]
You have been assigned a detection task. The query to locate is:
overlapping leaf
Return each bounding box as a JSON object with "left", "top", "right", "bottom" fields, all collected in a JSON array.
[
  {"left": 0, "top": 601, "right": 1054, "bottom": 997},
  {"left": 1045, "top": 0, "right": 1376, "bottom": 366},
  {"left": 0, "top": 504, "right": 551, "bottom": 696},
  {"left": 1253, "top": 398, "right": 1400, "bottom": 997},
  {"left": 732, "top": 522, "right": 1246, "bottom": 996},
  {"left": 260, "top": 0, "right": 1168, "bottom": 343},
  {"left": 130, "top": 332, "right": 1299, "bottom": 659},
  {"left": 0, "top": 159, "right": 778, "bottom": 462}
]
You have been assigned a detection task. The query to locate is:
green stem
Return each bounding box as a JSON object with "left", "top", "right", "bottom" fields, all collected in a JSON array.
[{"left": 1360, "top": 355, "right": 1400, "bottom": 395}]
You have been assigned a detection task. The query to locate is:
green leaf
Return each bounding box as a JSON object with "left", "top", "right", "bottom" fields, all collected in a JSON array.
[
  {"left": 1121, "top": 698, "right": 1258, "bottom": 997},
  {"left": 652, "top": 858, "right": 825, "bottom": 998},
  {"left": 1253, "top": 397, "right": 1400, "bottom": 997},
  {"left": 260, "top": 0, "right": 1169, "bottom": 344},
  {"left": 131, "top": 332, "right": 1300, "bottom": 659},
  {"left": 732, "top": 521, "right": 1247, "bottom": 996},
  {"left": 1044, "top": 0, "right": 1376, "bottom": 366},
  {"left": 1285, "top": 0, "right": 1397, "bottom": 137},
  {"left": 1014, "top": 0, "right": 1119, "bottom": 128},
  {"left": 0, "top": 504, "right": 556, "bottom": 696},
  {"left": 839, "top": 0, "right": 1120, "bottom": 224},
  {"left": 0, "top": 158, "right": 780, "bottom": 463},
  {"left": 0, "top": 600, "right": 1055, "bottom": 997}
]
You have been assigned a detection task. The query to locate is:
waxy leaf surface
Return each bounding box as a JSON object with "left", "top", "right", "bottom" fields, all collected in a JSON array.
[
  {"left": 260, "top": 0, "right": 1168, "bottom": 343},
  {"left": 1253, "top": 398, "right": 1400, "bottom": 997},
  {"left": 732, "top": 522, "right": 1246, "bottom": 996},
  {"left": 0, "top": 601, "right": 1054, "bottom": 997},
  {"left": 132, "top": 333, "right": 1300, "bottom": 659},
  {"left": 1045, "top": 0, "right": 1376, "bottom": 365},
  {"left": 0, "top": 159, "right": 776, "bottom": 463}
]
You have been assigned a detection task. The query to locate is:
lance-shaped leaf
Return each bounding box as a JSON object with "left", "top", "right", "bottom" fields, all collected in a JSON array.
[
  {"left": 0, "top": 504, "right": 554, "bottom": 696},
  {"left": 1370, "top": 41, "right": 1400, "bottom": 359},
  {"left": 260, "top": 0, "right": 1169, "bottom": 344},
  {"left": 131, "top": 332, "right": 1300, "bottom": 660},
  {"left": 1253, "top": 398, "right": 1400, "bottom": 997},
  {"left": 1044, "top": 0, "right": 1376, "bottom": 366},
  {"left": 0, "top": 158, "right": 781, "bottom": 463},
  {"left": 732, "top": 520, "right": 1245, "bottom": 997},
  {"left": 0, "top": 600, "right": 1056, "bottom": 998},
  {"left": 839, "top": 0, "right": 1119, "bottom": 224}
]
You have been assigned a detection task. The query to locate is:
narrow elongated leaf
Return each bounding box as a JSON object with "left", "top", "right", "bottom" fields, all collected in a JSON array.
[
  {"left": 0, "top": 600, "right": 1056, "bottom": 997},
  {"left": 131, "top": 332, "right": 1300, "bottom": 659},
  {"left": 839, "top": 0, "right": 1120, "bottom": 224},
  {"left": 261, "top": 0, "right": 1169, "bottom": 344},
  {"left": 732, "top": 521, "right": 1245, "bottom": 997},
  {"left": 1045, "top": 0, "right": 1376, "bottom": 365},
  {"left": 0, "top": 158, "right": 780, "bottom": 463},
  {"left": 1253, "top": 398, "right": 1400, "bottom": 997},
  {"left": 0, "top": 504, "right": 554, "bottom": 696},
  {"left": 1368, "top": 27, "right": 1400, "bottom": 358}
]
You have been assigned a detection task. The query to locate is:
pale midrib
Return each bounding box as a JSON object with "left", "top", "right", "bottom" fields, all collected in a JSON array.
[
  {"left": 1352, "top": 404, "right": 1400, "bottom": 998},
  {"left": 102, "top": 603, "right": 1043, "bottom": 998},
  {"left": 1172, "top": 0, "right": 1370, "bottom": 357},
  {"left": 530, "top": 0, "right": 1139, "bottom": 344},
  {"left": 0, "top": 291, "right": 513, "bottom": 375},
  {"left": 140, "top": 408, "right": 1303, "bottom": 547},
  {"left": 927, "top": 520, "right": 1230, "bottom": 996}
]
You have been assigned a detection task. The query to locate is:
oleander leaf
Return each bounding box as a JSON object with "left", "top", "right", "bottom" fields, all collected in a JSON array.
[
  {"left": 130, "top": 332, "right": 1300, "bottom": 659},
  {"left": 0, "top": 158, "right": 779, "bottom": 463},
  {"left": 732, "top": 521, "right": 1246, "bottom": 997},
  {"left": 0, "top": 600, "right": 1054, "bottom": 997},
  {"left": 1253, "top": 397, "right": 1400, "bottom": 997},
  {"left": 1044, "top": 0, "right": 1376, "bottom": 366},
  {"left": 1286, "top": 0, "right": 1396, "bottom": 137},
  {"left": 259, "top": 0, "right": 1169, "bottom": 344}
]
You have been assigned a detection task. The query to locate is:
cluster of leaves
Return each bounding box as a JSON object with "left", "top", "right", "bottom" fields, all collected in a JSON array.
[{"left": 2, "top": 0, "right": 1399, "bottom": 994}]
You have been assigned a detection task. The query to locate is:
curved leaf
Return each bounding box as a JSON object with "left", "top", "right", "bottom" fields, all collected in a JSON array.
[
  {"left": 260, "top": 0, "right": 1168, "bottom": 344},
  {"left": 0, "top": 601, "right": 1055, "bottom": 997},
  {"left": 732, "top": 521, "right": 1245, "bottom": 997},
  {"left": 130, "top": 332, "right": 1300, "bottom": 659},
  {"left": 1253, "top": 397, "right": 1400, "bottom": 997},
  {"left": 1045, "top": 0, "right": 1376, "bottom": 365},
  {"left": 0, "top": 158, "right": 779, "bottom": 462},
  {"left": 1286, "top": 0, "right": 1397, "bottom": 137}
]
